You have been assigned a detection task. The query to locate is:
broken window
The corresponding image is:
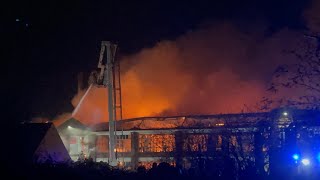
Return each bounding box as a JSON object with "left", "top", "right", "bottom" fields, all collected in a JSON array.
[
  {"left": 116, "top": 135, "right": 131, "bottom": 152},
  {"left": 183, "top": 134, "right": 208, "bottom": 152},
  {"left": 138, "top": 134, "right": 175, "bottom": 152}
]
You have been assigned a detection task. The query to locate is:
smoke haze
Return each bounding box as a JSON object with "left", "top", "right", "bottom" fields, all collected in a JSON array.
[
  {"left": 67, "top": 23, "right": 306, "bottom": 125},
  {"left": 51, "top": 1, "right": 320, "bottom": 125},
  {"left": 120, "top": 23, "right": 303, "bottom": 118}
]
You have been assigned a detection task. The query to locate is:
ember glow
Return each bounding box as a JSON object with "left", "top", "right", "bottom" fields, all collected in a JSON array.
[{"left": 52, "top": 6, "right": 320, "bottom": 125}]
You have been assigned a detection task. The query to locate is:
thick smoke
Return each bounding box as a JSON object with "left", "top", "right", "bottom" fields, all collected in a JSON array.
[
  {"left": 52, "top": 113, "right": 72, "bottom": 126},
  {"left": 64, "top": 22, "right": 311, "bottom": 125},
  {"left": 52, "top": 1, "right": 320, "bottom": 125},
  {"left": 71, "top": 86, "right": 109, "bottom": 125},
  {"left": 50, "top": 90, "right": 86, "bottom": 126},
  {"left": 51, "top": 89, "right": 88, "bottom": 126},
  {"left": 120, "top": 23, "right": 304, "bottom": 118}
]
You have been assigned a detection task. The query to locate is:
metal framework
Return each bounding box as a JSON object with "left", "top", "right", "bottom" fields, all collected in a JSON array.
[{"left": 96, "top": 41, "right": 123, "bottom": 166}]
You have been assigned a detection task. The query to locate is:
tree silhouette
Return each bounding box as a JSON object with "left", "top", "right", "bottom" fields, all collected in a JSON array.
[{"left": 268, "top": 34, "right": 320, "bottom": 109}]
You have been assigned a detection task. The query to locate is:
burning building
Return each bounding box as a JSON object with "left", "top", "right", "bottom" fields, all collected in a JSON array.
[
  {"left": 54, "top": 41, "right": 320, "bottom": 172},
  {"left": 56, "top": 108, "right": 320, "bottom": 172}
]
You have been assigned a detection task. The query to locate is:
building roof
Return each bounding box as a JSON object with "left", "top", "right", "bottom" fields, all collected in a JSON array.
[
  {"left": 91, "top": 112, "right": 273, "bottom": 131},
  {"left": 11, "top": 123, "right": 69, "bottom": 165},
  {"left": 16, "top": 123, "right": 52, "bottom": 160},
  {"left": 57, "top": 118, "right": 89, "bottom": 131},
  {"left": 59, "top": 108, "right": 320, "bottom": 132}
]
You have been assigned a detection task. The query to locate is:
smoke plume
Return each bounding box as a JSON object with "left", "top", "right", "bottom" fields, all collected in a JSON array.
[
  {"left": 120, "top": 23, "right": 304, "bottom": 118},
  {"left": 66, "top": 22, "right": 313, "bottom": 125},
  {"left": 54, "top": 1, "right": 320, "bottom": 125},
  {"left": 49, "top": 23, "right": 312, "bottom": 126}
]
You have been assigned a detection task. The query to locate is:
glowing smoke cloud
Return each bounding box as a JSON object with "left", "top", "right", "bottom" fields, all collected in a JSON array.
[{"left": 53, "top": 0, "right": 320, "bottom": 125}]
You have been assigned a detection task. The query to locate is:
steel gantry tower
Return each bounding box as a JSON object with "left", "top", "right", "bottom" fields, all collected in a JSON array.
[{"left": 96, "top": 41, "right": 123, "bottom": 166}]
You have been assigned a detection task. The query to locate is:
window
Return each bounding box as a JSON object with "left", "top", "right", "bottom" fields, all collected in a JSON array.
[
  {"left": 96, "top": 135, "right": 108, "bottom": 153},
  {"left": 183, "top": 134, "right": 208, "bottom": 152},
  {"left": 139, "top": 134, "right": 175, "bottom": 152},
  {"left": 116, "top": 135, "right": 131, "bottom": 152}
]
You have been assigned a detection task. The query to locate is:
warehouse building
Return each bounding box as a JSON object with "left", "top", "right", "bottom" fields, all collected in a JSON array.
[{"left": 57, "top": 108, "right": 320, "bottom": 170}]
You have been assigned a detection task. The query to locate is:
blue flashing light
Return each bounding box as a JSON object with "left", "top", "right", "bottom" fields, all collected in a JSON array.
[
  {"left": 292, "top": 154, "right": 300, "bottom": 161},
  {"left": 301, "top": 158, "right": 310, "bottom": 166},
  {"left": 317, "top": 152, "right": 320, "bottom": 162}
]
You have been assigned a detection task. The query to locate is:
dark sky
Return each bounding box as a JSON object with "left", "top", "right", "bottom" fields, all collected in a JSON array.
[{"left": 3, "top": 0, "right": 311, "bottom": 124}]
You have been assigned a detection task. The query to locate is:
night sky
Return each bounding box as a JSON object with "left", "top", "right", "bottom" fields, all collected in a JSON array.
[{"left": 3, "top": 0, "right": 312, "bottom": 125}]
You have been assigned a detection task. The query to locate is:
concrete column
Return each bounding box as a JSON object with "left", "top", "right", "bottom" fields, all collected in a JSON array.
[
  {"left": 131, "top": 132, "right": 139, "bottom": 169},
  {"left": 65, "top": 134, "right": 70, "bottom": 153},
  {"left": 208, "top": 134, "right": 217, "bottom": 155},
  {"left": 88, "top": 134, "right": 97, "bottom": 161},
  {"left": 254, "top": 132, "right": 265, "bottom": 174},
  {"left": 174, "top": 131, "right": 184, "bottom": 167},
  {"left": 222, "top": 135, "right": 230, "bottom": 155}
]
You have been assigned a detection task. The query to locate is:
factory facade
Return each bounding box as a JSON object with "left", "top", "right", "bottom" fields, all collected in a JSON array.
[{"left": 57, "top": 108, "right": 320, "bottom": 170}]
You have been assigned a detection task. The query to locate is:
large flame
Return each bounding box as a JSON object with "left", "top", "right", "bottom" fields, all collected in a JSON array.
[
  {"left": 34, "top": 0, "right": 320, "bottom": 126},
  {"left": 68, "top": 23, "right": 309, "bottom": 125},
  {"left": 49, "top": 13, "right": 320, "bottom": 126}
]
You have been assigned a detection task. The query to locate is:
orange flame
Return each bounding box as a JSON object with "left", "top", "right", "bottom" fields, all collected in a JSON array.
[{"left": 55, "top": 23, "right": 310, "bottom": 126}]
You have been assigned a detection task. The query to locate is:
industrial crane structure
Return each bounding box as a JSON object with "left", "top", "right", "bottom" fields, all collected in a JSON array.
[
  {"left": 96, "top": 41, "right": 123, "bottom": 166},
  {"left": 71, "top": 41, "right": 123, "bottom": 166}
]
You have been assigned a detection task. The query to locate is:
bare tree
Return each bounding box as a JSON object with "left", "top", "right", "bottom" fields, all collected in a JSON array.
[{"left": 267, "top": 34, "right": 320, "bottom": 109}]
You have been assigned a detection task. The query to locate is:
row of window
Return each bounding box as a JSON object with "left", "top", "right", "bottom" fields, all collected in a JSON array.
[{"left": 95, "top": 134, "right": 258, "bottom": 153}]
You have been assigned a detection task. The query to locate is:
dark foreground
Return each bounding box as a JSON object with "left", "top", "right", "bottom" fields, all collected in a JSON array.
[{"left": 5, "top": 160, "right": 320, "bottom": 180}]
